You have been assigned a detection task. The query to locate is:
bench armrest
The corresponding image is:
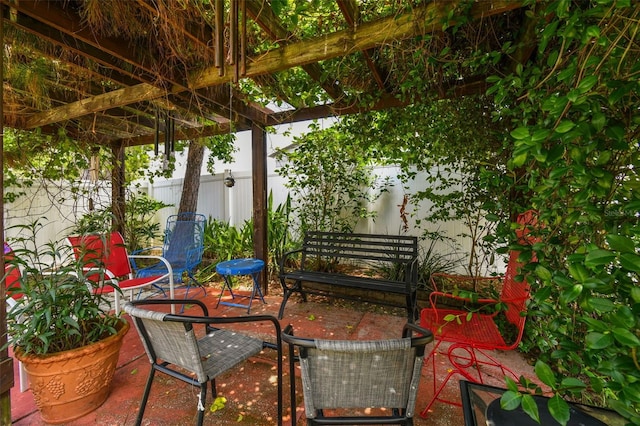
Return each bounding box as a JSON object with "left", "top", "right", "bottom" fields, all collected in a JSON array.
[{"left": 278, "top": 248, "right": 304, "bottom": 273}]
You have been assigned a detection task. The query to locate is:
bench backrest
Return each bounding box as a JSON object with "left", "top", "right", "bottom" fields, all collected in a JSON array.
[{"left": 301, "top": 232, "right": 418, "bottom": 275}]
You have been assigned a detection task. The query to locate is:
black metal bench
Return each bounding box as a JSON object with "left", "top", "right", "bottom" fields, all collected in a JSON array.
[{"left": 278, "top": 232, "right": 419, "bottom": 322}]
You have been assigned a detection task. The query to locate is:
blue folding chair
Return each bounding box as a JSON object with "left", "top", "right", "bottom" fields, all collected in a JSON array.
[{"left": 133, "top": 212, "right": 207, "bottom": 300}]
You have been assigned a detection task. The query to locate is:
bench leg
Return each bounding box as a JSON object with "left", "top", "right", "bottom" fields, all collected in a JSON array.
[
  {"left": 278, "top": 280, "right": 304, "bottom": 319},
  {"left": 278, "top": 290, "right": 292, "bottom": 319},
  {"left": 406, "top": 293, "right": 418, "bottom": 323}
]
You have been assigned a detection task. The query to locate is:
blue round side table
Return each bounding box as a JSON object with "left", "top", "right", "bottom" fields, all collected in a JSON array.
[{"left": 215, "top": 258, "right": 266, "bottom": 314}]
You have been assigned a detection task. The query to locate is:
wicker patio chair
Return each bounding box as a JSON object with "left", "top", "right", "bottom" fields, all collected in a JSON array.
[
  {"left": 124, "top": 299, "right": 283, "bottom": 426},
  {"left": 282, "top": 323, "right": 433, "bottom": 425}
]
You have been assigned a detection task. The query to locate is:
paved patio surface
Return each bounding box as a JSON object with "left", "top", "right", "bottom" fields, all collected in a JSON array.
[{"left": 9, "top": 285, "right": 536, "bottom": 425}]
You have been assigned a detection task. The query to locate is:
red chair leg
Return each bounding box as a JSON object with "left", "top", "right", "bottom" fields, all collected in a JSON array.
[{"left": 421, "top": 342, "right": 520, "bottom": 418}]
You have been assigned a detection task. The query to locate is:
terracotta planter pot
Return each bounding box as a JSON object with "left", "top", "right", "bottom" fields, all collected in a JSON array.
[{"left": 14, "top": 319, "right": 130, "bottom": 424}]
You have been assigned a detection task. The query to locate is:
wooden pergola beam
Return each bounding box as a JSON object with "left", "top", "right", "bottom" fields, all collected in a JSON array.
[
  {"left": 193, "top": 1, "right": 523, "bottom": 88},
  {"left": 246, "top": 1, "right": 345, "bottom": 102},
  {"left": 22, "top": 0, "right": 523, "bottom": 131}
]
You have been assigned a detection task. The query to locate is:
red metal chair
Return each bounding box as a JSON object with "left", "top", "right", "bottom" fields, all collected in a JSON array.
[
  {"left": 67, "top": 232, "right": 175, "bottom": 313},
  {"left": 4, "top": 244, "right": 28, "bottom": 391},
  {"left": 419, "top": 211, "right": 539, "bottom": 417}
]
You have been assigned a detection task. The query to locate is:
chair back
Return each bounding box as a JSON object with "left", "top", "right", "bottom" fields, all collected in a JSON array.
[
  {"left": 68, "top": 232, "right": 133, "bottom": 278},
  {"left": 124, "top": 303, "right": 207, "bottom": 382},
  {"left": 500, "top": 210, "right": 539, "bottom": 328},
  {"left": 283, "top": 331, "right": 432, "bottom": 421},
  {"left": 163, "top": 213, "right": 205, "bottom": 266},
  {"left": 4, "top": 244, "right": 23, "bottom": 299}
]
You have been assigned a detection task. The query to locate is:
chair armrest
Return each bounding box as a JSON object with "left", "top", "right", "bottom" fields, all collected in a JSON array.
[
  {"left": 278, "top": 248, "right": 304, "bottom": 273},
  {"left": 175, "top": 309, "right": 283, "bottom": 351},
  {"left": 403, "top": 322, "right": 434, "bottom": 340},
  {"left": 129, "top": 247, "right": 162, "bottom": 270},
  {"left": 128, "top": 254, "right": 174, "bottom": 278},
  {"left": 129, "top": 298, "right": 208, "bottom": 316},
  {"left": 81, "top": 266, "right": 117, "bottom": 281}
]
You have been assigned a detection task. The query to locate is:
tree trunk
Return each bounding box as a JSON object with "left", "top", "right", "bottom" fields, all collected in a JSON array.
[{"left": 178, "top": 140, "right": 205, "bottom": 214}]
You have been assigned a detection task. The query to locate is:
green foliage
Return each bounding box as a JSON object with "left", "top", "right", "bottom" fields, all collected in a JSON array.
[
  {"left": 274, "top": 123, "right": 383, "bottom": 235},
  {"left": 486, "top": 1, "right": 640, "bottom": 423},
  {"left": 201, "top": 192, "right": 296, "bottom": 281},
  {"left": 337, "top": 97, "right": 515, "bottom": 276},
  {"left": 376, "top": 236, "right": 462, "bottom": 291},
  {"left": 202, "top": 218, "right": 254, "bottom": 264},
  {"left": 204, "top": 133, "right": 237, "bottom": 175},
  {"left": 72, "top": 191, "right": 171, "bottom": 252},
  {"left": 4, "top": 220, "right": 122, "bottom": 355}
]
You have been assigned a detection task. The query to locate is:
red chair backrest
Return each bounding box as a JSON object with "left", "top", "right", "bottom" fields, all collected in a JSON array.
[
  {"left": 68, "top": 232, "right": 132, "bottom": 279},
  {"left": 501, "top": 210, "right": 539, "bottom": 327},
  {"left": 5, "top": 262, "right": 23, "bottom": 299},
  {"left": 3, "top": 244, "right": 23, "bottom": 299}
]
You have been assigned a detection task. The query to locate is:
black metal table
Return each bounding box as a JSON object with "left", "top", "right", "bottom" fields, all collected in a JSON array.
[{"left": 459, "top": 380, "right": 625, "bottom": 426}]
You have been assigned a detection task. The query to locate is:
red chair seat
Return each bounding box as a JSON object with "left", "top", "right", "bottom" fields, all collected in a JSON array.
[
  {"left": 420, "top": 308, "right": 507, "bottom": 349},
  {"left": 92, "top": 276, "right": 166, "bottom": 294}
]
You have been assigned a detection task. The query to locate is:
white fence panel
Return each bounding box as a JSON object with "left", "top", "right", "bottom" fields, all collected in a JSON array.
[
  {"left": 5, "top": 170, "right": 499, "bottom": 275},
  {"left": 4, "top": 181, "right": 110, "bottom": 251}
]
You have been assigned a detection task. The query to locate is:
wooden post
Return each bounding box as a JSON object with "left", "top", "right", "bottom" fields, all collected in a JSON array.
[
  {"left": 0, "top": 4, "right": 14, "bottom": 422},
  {"left": 251, "top": 122, "right": 268, "bottom": 294},
  {"left": 111, "top": 142, "right": 126, "bottom": 236}
]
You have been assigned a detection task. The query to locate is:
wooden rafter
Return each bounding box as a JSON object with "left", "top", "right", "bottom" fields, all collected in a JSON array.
[
  {"left": 21, "top": 0, "right": 523, "bottom": 132},
  {"left": 192, "top": 1, "right": 522, "bottom": 87},
  {"left": 246, "top": 1, "right": 345, "bottom": 102},
  {"left": 337, "top": 0, "right": 392, "bottom": 93}
]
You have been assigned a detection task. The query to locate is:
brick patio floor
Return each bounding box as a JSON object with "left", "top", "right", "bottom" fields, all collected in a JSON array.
[{"left": 9, "top": 285, "right": 536, "bottom": 425}]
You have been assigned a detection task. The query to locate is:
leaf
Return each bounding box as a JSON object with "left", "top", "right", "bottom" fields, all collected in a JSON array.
[
  {"left": 568, "top": 264, "right": 589, "bottom": 283},
  {"left": 500, "top": 390, "right": 522, "bottom": 410},
  {"left": 560, "top": 377, "right": 586, "bottom": 392},
  {"left": 561, "top": 284, "right": 583, "bottom": 303},
  {"left": 606, "top": 235, "right": 636, "bottom": 253},
  {"left": 535, "top": 265, "right": 552, "bottom": 281},
  {"left": 577, "top": 75, "right": 598, "bottom": 93},
  {"left": 584, "top": 249, "right": 616, "bottom": 268},
  {"left": 521, "top": 394, "right": 540, "bottom": 423},
  {"left": 612, "top": 328, "right": 640, "bottom": 347},
  {"left": 548, "top": 394, "right": 570, "bottom": 425},
  {"left": 512, "top": 152, "right": 529, "bottom": 168},
  {"left": 586, "top": 332, "right": 613, "bottom": 349},
  {"left": 511, "top": 127, "right": 530, "bottom": 140},
  {"left": 210, "top": 396, "right": 227, "bottom": 412},
  {"left": 534, "top": 360, "right": 556, "bottom": 388},
  {"left": 555, "top": 120, "right": 575, "bottom": 134},
  {"left": 620, "top": 253, "right": 640, "bottom": 272},
  {"left": 587, "top": 298, "right": 615, "bottom": 313}
]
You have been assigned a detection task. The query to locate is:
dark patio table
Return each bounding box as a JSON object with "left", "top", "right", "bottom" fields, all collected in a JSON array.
[{"left": 459, "top": 380, "right": 626, "bottom": 426}]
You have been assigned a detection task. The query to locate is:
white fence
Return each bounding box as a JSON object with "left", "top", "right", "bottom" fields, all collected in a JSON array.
[{"left": 4, "top": 169, "right": 499, "bottom": 275}]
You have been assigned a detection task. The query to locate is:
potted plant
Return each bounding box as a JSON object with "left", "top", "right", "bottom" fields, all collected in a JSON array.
[{"left": 4, "top": 221, "right": 129, "bottom": 424}]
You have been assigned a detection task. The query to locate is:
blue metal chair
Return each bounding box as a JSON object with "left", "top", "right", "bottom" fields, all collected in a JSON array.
[{"left": 133, "top": 212, "right": 206, "bottom": 300}]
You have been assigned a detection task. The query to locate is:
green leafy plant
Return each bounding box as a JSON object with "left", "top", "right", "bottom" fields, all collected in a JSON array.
[
  {"left": 4, "top": 220, "right": 122, "bottom": 355},
  {"left": 274, "top": 123, "right": 384, "bottom": 235},
  {"left": 73, "top": 191, "right": 170, "bottom": 252},
  {"left": 484, "top": 2, "right": 640, "bottom": 424}
]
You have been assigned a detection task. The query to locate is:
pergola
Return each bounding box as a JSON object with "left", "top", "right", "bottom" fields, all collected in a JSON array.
[{"left": 0, "top": 0, "right": 534, "bottom": 413}]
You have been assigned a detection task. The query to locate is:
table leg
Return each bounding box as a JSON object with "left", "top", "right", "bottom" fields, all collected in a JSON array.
[
  {"left": 216, "top": 275, "right": 236, "bottom": 308},
  {"left": 247, "top": 272, "right": 267, "bottom": 314}
]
